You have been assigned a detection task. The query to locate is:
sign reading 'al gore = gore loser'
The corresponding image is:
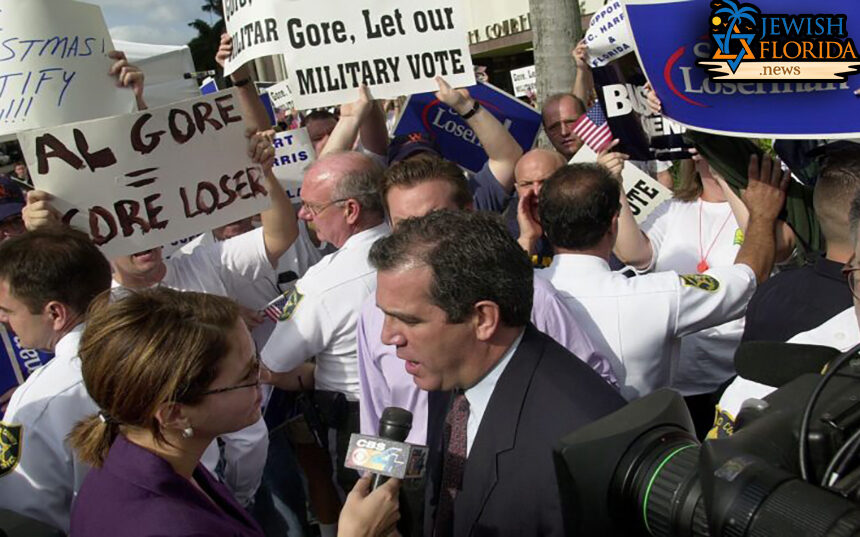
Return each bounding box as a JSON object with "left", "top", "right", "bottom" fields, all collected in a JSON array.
[
  {"left": 18, "top": 89, "right": 272, "bottom": 259},
  {"left": 0, "top": 0, "right": 135, "bottom": 137},
  {"left": 223, "top": 0, "right": 476, "bottom": 109}
]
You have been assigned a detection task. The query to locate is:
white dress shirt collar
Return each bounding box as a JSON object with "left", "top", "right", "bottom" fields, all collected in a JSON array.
[{"left": 464, "top": 328, "right": 525, "bottom": 456}]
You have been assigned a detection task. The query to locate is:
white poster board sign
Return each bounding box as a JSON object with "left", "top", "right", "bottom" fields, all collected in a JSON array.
[
  {"left": 223, "top": 0, "right": 476, "bottom": 109},
  {"left": 585, "top": 0, "right": 634, "bottom": 69},
  {"left": 223, "top": 0, "right": 283, "bottom": 77},
  {"left": 18, "top": 89, "right": 271, "bottom": 258},
  {"left": 571, "top": 145, "right": 671, "bottom": 223},
  {"left": 267, "top": 79, "right": 295, "bottom": 110},
  {"left": 0, "top": 0, "right": 135, "bottom": 136},
  {"left": 510, "top": 65, "right": 536, "bottom": 98},
  {"left": 272, "top": 127, "right": 315, "bottom": 199}
]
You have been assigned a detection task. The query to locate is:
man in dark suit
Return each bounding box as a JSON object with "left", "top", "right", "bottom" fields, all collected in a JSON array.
[{"left": 369, "top": 209, "right": 625, "bottom": 537}]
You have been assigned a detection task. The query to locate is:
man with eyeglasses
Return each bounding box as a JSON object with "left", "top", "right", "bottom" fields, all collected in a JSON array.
[
  {"left": 262, "top": 151, "right": 389, "bottom": 497},
  {"left": 714, "top": 149, "right": 860, "bottom": 438}
]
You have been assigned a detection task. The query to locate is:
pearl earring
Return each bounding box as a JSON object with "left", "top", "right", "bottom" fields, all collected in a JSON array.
[{"left": 182, "top": 426, "right": 194, "bottom": 439}]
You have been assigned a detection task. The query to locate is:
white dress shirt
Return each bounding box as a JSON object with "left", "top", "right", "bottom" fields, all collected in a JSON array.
[{"left": 464, "top": 330, "right": 524, "bottom": 456}]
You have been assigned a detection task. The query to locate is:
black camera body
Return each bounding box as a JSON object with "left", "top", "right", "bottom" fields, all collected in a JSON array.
[{"left": 554, "top": 358, "right": 860, "bottom": 537}]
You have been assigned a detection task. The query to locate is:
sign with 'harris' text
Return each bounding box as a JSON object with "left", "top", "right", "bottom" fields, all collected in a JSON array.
[
  {"left": 625, "top": 0, "right": 860, "bottom": 138},
  {"left": 18, "top": 89, "right": 272, "bottom": 258},
  {"left": 393, "top": 82, "right": 541, "bottom": 173},
  {"left": 223, "top": 0, "right": 475, "bottom": 109},
  {"left": 0, "top": 0, "right": 135, "bottom": 137}
]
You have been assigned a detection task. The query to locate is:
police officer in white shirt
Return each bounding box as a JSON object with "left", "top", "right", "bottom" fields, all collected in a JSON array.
[
  {"left": 537, "top": 158, "right": 789, "bottom": 400},
  {"left": 0, "top": 228, "right": 111, "bottom": 531},
  {"left": 262, "top": 151, "right": 389, "bottom": 494},
  {"left": 713, "top": 187, "right": 860, "bottom": 437}
]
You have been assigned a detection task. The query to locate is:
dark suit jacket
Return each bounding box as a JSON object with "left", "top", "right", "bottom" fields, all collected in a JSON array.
[
  {"left": 424, "top": 324, "right": 626, "bottom": 537},
  {"left": 70, "top": 435, "right": 264, "bottom": 537}
]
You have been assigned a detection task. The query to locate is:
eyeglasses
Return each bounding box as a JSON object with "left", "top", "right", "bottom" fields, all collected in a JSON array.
[
  {"left": 300, "top": 198, "right": 348, "bottom": 217},
  {"left": 842, "top": 256, "right": 860, "bottom": 301},
  {"left": 200, "top": 354, "right": 261, "bottom": 396}
]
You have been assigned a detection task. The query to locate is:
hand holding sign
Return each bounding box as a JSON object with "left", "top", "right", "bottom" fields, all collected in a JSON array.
[
  {"left": 217, "top": 33, "right": 252, "bottom": 83},
  {"left": 23, "top": 190, "right": 61, "bottom": 231},
  {"left": 339, "top": 85, "right": 375, "bottom": 122},
  {"left": 108, "top": 51, "right": 145, "bottom": 109},
  {"left": 597, "top": 139, "right": 631, "bottom": 180},
  {"left": 572, "top": 39, "right": 589, "bottom": 70},
  {"left": 435, "top": 76, "right": 472, "bottom": 115},
  {"left": 743, "top": 155, "right": 791, "bottom": 223}
]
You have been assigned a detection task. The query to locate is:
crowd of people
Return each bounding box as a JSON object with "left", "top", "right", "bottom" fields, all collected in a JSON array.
[{"left": 0, "top": 25, "right": 858, "bottom": 537}]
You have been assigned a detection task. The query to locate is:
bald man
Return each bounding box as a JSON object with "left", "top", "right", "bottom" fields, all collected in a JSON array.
[
  {"left": 262, "top": 151, "right": 389, "bottom": 495},
  {"left": 509, "top": 149, "right": 568, "bottom": 265}
]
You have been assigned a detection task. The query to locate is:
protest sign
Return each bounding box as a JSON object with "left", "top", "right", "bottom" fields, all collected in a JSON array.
[
  {"left": 224, "top": 0, "right": 475, "bottom": 108},
  {"left": 272, "top": 127, "right": 315, "bottom": 199},
  {"left": 586, "top": 0, "right": 689, "bottom": 163},
  {"left": 222, "top": 0, "right": 282, "bottom": 77},
  {"left": 393, "top": 82, "right": 540, "bottom": 173},
  {"left": 510, "top": 65, "right": 536, "bottom": 98},
  {"left": 625, "top": 0, "right": 860, "bottom": 139},
  {"left": 267, "top": 79, "right": 295, "bottom": 110},
  {"left": 18, "top": 89, "right": 272, "bottom": 258},
  {"left": 570, "top": 144, "right": 671, "bottom": 223},
  {"left": 0, "top": 325, "right": 53, "bottom": 396},
  {"left": 0, "top": 0, "right": 135, "bottom": 137}
]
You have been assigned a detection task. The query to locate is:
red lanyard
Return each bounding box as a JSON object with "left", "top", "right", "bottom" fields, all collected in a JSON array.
[{"left": 697, "top": 200, "right": 733, "bottom": 273}]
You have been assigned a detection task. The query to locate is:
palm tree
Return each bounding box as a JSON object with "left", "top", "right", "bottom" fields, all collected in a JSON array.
[
  {"left": 529, "top": 0, "right": 582, "bottom": 148},
  {"left": 187, "top": 0, "right": 225, "bottom": 72},
  {"left": 715, "top": 0, "right": 757, "bottom": 52}
]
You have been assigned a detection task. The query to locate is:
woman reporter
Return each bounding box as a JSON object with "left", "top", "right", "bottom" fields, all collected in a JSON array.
[{"left": 69, "top": 287, "right": 399, "bottom": 537}]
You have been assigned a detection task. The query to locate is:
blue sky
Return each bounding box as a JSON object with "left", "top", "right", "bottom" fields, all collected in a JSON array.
[{"left": 91, "top": 0, "right": 215, "bottom": 46}]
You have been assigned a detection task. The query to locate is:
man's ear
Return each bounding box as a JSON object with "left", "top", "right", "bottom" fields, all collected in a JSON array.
[
  {"left": 153, "top": 401, "right": 191, "bottom": 433},
  {"left": 472, "top": 300, "right": 501, "bottom": 342},
  {"left": 44, "top": 300, "right": 73, "bottom": 333},
  {"left": 344, "top": 199, "right": 361, "bottom": 226},
  {"left": 609, "top": 212, "right": 620, "bottom": 238}
]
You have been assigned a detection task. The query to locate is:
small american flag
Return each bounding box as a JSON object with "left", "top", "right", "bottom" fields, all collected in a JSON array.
[
  {"left": 262, "top": 293, "right": 290, "bottom": 322},
  {"left": 572, "top": 103, "right": 613, "bottom": 153}
]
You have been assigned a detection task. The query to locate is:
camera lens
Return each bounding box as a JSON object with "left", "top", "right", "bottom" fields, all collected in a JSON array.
[{"left": 612, "top": 426, "right": 708, "bottom": 537}]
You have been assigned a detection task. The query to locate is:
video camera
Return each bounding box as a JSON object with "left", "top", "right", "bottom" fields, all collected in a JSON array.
[{"left": 554, "top": 342, "right": 860, "bottom": 536}]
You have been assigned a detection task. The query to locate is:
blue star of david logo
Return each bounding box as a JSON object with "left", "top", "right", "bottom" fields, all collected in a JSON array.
[{"left": 714, "top": 31, "right": 757, "bottom": 73}]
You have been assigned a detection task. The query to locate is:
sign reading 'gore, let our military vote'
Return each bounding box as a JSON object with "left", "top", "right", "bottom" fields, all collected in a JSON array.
[{"left": 222, "top": 0, "right": 475, "bottom": 109}]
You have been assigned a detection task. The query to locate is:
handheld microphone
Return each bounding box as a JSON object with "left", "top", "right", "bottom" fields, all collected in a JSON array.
[{"left": 372, "top": 407, "right": 413, "bottom": 489}]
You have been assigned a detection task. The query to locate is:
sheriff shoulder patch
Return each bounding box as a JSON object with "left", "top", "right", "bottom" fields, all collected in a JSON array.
[
  {"left": 278, "top": 289, "right": 304, "bottom": 321},
  {"left": 707, "top": 407, "right": 735, "bottom": 440},
  {"left": 0, "top": 422, "right": 22, "bottom": 477},
  {"left": 679, "top": 273, "right": 720, "bottom": 292}
]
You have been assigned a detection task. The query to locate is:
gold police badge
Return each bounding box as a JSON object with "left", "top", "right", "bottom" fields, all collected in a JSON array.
[
  {"left": 0, "top": 422, "right": 22, "bottom": 477},
  {"left": 278, "top": 289, "right": 304, "bottom": 321},
  {"left": 679, "top": 273, "right": 720, "bottom": 292}
]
